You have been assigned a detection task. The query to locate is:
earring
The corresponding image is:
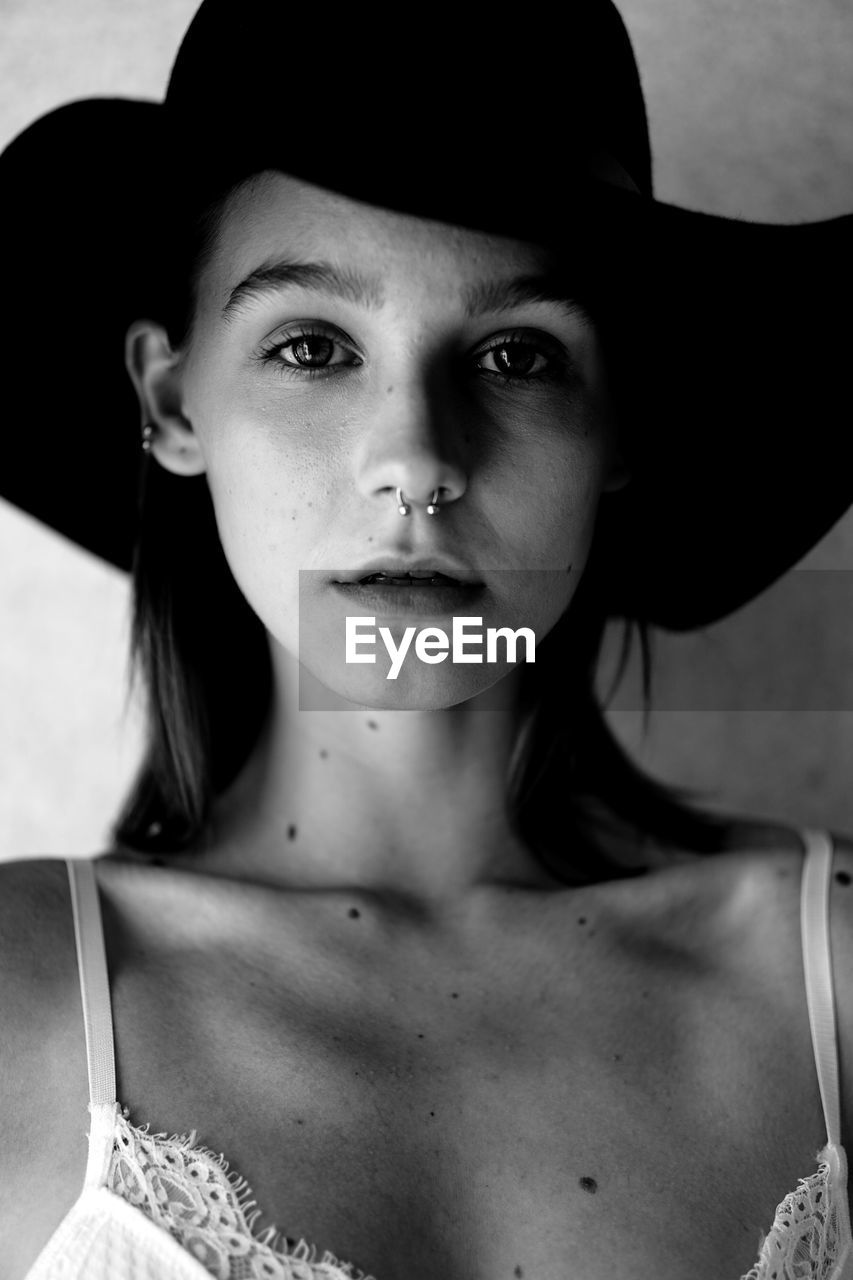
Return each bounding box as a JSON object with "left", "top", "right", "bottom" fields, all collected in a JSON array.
[{"left": 141, "top": 422, "right": 155, "bottom": 453}]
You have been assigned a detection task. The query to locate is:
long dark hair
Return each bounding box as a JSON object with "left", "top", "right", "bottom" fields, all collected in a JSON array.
[{"left": 111, "top": 179, "right": 732, "bottom": 882}]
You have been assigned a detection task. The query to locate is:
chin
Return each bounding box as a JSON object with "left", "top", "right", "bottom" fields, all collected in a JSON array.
[{"left": 296, "top": 660, "right": 520, "bottom": 713}]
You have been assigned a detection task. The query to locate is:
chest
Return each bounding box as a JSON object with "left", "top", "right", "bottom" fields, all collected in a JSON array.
[{"left": 96, "top": 878, "right": 824, "bottom": 1280}]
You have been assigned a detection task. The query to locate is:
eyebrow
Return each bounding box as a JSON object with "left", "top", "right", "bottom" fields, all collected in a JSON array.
[
  {"left": 221, "top": 256, "right": 593, "bottom": 327},
  {"left": 222, "top": 260, "right": 384, "bottom": 321},
  {"left": 463, "top": 274, "right": 593, "bottom": 326}
]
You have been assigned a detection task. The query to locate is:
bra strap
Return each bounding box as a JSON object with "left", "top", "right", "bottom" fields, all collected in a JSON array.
[
  {"left": 800, "top": 827, "right": 842, "bottom": 1148},
  {"left": 66, "top": 858, "right": 118, "bottom": 1189}
]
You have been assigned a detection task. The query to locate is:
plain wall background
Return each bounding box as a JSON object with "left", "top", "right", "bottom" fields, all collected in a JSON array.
[{"left": 1, "top": 0, "right": 852, "bottom": 858}]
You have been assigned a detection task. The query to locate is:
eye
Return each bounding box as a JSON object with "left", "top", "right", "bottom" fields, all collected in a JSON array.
[
  {"left": 285, "top": 334, "right": 337, "bottom": 368},
  {"left": 473, "top": 331, "right": 572, "bottom": 384},
  {"left": 479, "top": 341, "right": 546, "bottom": 378},
  {"left": 256, "top": 325, "right": 361, "bottom": 377}
]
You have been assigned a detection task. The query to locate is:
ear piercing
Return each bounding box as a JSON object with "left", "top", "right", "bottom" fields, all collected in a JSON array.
[{"left": 141, "top": 422, "right": 155, "bottom": 453}]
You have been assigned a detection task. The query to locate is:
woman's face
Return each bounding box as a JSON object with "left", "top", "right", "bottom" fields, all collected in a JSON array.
[{"left": 166, "top": 171, "right": 626, "bottom": 709}]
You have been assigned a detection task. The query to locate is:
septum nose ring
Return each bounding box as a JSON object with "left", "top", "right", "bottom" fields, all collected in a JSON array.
[{"left": 397, "top": 487, "right": 441, "bottom": 516}]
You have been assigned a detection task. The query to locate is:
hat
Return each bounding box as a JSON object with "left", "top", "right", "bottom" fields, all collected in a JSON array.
[{"left": 1, "top": 0, "right": 850, "bottom": 630}]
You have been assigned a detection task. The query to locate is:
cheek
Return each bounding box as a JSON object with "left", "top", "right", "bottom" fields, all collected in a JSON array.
[
  {"left": 208, "top": 435, "right": 284, "bottom": 541},
  {"left": 500, "top": 425, "right": 608, "bottom": 565},
  {"left": 199, "top": 427, "right": 317, "bottom": 650},
  {"left": 480, "top": 451, "right": 607, "bottom": 656},
  {"left": 192, "top": 371, "right": 321, "bottom": 535},
  {"left": 182, "top": 353, "right": 346, "bottom": 634}
]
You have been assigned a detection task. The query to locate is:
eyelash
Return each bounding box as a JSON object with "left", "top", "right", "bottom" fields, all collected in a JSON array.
[
  {"left": 255, "top": 325, "right": 575, "bottom": 387},
  {"left": 256, "top": 326, "right": 359, "bottom": 381}
]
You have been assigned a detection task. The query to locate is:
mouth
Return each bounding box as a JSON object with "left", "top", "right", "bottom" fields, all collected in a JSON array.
[
  {"left": 331, "top": 572, "right": 486, "bottom": 615},
  {"left": 333, "top": 565, "right": 482, "bottom": 586},
  {"left": 352, "top": 571, "right": 465, "bottom": 586}
]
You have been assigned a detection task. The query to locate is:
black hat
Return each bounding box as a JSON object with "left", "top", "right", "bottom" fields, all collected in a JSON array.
[{"left": 2, "top": 0, "right": 850, "bottom": 630}]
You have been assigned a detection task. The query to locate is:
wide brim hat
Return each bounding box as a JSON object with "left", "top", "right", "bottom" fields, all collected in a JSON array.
[{"left": 2, "top": 0, "right": 851, "bottom": 631}]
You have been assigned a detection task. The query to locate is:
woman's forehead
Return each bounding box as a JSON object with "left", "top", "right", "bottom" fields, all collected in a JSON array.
[{"left": 208, "top": 170, "right": 555, "bottom": 294}]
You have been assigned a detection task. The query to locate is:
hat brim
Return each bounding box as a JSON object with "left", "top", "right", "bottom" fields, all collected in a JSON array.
[{"left": 1, "top": 98, "right": 851, "bottom": 630}]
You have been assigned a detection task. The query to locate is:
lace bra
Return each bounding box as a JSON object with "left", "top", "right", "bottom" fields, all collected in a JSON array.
[{"left": 21, "top": 829, "right": 853, "bottom": 1279}]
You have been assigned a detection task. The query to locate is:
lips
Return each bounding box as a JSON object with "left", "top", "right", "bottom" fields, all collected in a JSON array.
[
  {"left": 358, "top": 571, "right": 461, "bottom": 586},
  {"left": 333, "top": 558, "right": 482, "bottom": 585},
  {"left": 331, "top": 577, "right": 486, "bottom": 615}
]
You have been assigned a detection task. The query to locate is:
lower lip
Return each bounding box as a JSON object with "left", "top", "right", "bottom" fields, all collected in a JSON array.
[{"left": 331, "top": 581, "right": 486, "bottom": 615}]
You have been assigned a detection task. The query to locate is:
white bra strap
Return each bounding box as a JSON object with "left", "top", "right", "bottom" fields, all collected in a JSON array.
[
  {"left": 800, "top": 827, "right": 842, "bottom": 1149},
  {"left": 66, "top": 859, "right": 117, "bottom": 1108},
  {"left": 67, "top": 859, "right": 118, "bottom": 1189}
]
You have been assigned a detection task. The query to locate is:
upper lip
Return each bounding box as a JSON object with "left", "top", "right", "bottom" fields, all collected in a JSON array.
[{"left": 333, "top": 556, "right": 483, "bottom": 585}]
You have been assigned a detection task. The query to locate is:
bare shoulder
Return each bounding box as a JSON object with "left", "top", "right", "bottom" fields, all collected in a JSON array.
[
  {"left": 686, "top": 823, "right": 853, "bottom": 1153},
  {"left": 733, "top": 823, "right": 853, "bottom": 962},
  {"left": 591, "top": 820, "right": 853, "bottom": 981},
  {"left": 655, "top": 820, "right": 853, "bottom": 908},
  {"left": 0, "top": 856, "right": 82, "bottom": 1062},
  {"left": 0, "top": 859, "right": 89, "bottom": 1274},
  {"left": 0, "top": 855, "right": 86, "bottom": 1075},
  {"left": 0, "top": 856, "right": 77, "bottom": 986}
]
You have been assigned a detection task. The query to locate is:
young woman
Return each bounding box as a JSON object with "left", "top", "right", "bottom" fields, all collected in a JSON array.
[{"left": 2, "top": 3, "right": 852, "bottom": 1278}]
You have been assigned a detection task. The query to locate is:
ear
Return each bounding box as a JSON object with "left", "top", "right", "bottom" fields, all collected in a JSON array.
[{"left": 124, "top": 319, "right": 206, "bottom": 477}]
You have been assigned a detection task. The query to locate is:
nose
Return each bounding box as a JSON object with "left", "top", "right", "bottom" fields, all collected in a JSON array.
[{"left": 357, "top": 379, "right": 468, "bottom": 517}]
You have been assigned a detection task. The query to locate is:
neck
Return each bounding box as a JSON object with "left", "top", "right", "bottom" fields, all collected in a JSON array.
[{"left": 203, "top": 650, "right": 558, "bottom": 910}]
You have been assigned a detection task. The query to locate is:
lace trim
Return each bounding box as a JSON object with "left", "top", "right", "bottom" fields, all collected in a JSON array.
[
  {"left": 105, "top": 1102, "right": 840, "bottom": 1280},
  {"left": 108, "top": 1104, "right": 377, "bottom": 1280},
  {"left": 740, "top": 1156, "right": 840, "bottom": 1280}
]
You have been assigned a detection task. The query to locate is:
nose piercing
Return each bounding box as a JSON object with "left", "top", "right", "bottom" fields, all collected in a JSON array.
[{"left": 396, "top": 487, "right": 441, "bottom": 516}]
